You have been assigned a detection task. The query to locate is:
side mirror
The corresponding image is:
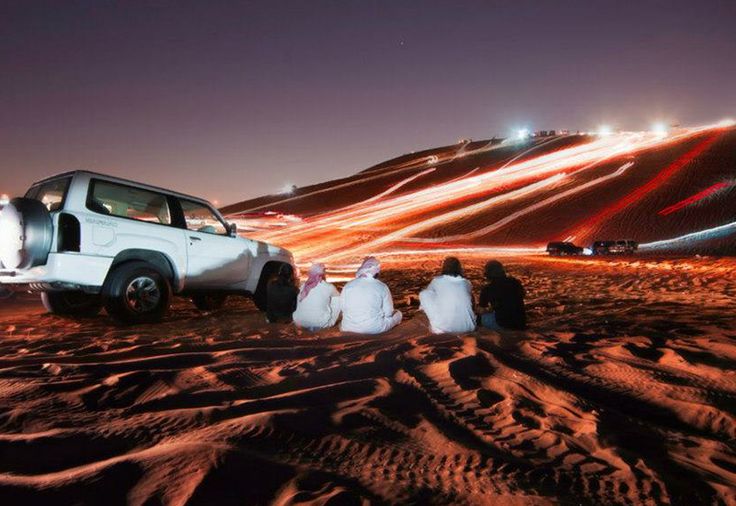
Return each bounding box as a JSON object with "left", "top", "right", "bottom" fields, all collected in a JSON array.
[{"left": 228, "top": 223, "right": 238, "bottom": 237}]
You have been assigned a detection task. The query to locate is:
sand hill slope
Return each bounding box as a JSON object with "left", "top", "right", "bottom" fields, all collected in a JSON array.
[{"left": 222, "top": 124, "right": 736, "bottom": 264}]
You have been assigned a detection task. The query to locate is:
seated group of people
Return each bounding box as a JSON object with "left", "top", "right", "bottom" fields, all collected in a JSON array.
[{"left": 266, "top": 256, "right": 526, "bottom": 334}]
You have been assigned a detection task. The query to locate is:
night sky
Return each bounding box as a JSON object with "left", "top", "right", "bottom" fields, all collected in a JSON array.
[{"left": 1, "top": 1, "right": 734, "bottom": 206}]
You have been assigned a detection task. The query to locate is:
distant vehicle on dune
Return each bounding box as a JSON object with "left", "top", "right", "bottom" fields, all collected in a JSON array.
[
  {"left": 546, "top": 241, "right": 584, "bottom": 256},
  {"left": 592, "top": 240, "right": 638, "bottom": 255}
]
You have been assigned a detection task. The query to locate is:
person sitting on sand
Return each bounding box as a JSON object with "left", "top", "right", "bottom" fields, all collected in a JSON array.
[
  {"left": 419, "top": 257, "right": 476, "bottom": 334},
  {"left": 340, "top": 256, "right": 402, "bottom": 334},
  {"left": 293, "top": 263, "right": 341, "bottom": 331},
  {"left": 266, "top": 263, "right": 299, "bottom": 323},
  {"left": 477, "top": 260, "right": 526, "bottom": 331}
]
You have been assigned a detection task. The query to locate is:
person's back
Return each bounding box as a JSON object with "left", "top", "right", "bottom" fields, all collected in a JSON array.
[
  {"left": 293, "top": 280, "right": 340, "bottom": 329},
  {"left": 479, "top": 274, "right": 526, "bottom": 330},
  {"left": 420, "top": 257, "right": 476, "bottom": 333},
  {"left": 293, "top": 263, "right": 340, "bottom": 330},
  {"left": 266, "top": 264, "right": 299, "bottom": 323},
  {"left": 340, "top": 257, "right": 402, "bottom": 334}
]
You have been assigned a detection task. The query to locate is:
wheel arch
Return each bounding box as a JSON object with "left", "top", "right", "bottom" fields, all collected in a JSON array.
[{"left": 106, "top": 249, "right": 179, "bottom": 291}]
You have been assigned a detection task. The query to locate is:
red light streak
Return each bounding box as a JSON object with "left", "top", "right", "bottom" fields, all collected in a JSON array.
[
  {"left": 228, "top": 124, "right": 728, "bottom": 265},
  {"left": 568, "top": 132, "right": 722, "bottom": 242},
  {"left": 657, "top": 182, "right": 730, "bottom": 216}
]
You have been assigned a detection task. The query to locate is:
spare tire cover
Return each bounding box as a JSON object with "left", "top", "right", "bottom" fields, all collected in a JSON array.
[{"left": 0, "top": 198, "right": 53, "bottom": 270}]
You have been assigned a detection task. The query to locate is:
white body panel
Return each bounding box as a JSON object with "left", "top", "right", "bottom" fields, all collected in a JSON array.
[{"left": 0, "top": 171, "right": 295, "bottom": 294}]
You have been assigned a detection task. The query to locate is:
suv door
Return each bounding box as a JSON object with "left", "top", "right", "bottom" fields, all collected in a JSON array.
[
  {"left": 86, "top": 178, "right": 187, "bottom": 277},
  {"left": 177, "top": 198, "right": 250, "bottom": 289}
]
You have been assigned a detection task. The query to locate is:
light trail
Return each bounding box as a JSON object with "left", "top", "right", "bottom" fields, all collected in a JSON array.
[
  {"left": 408, "top": 162, "right": 634, "bottom": 243},
  {"left": 639, "top": 220, "right": 736, "bottom": 250},
  {"left": 245, "top": 168, "right": 438, "bottom": 243},
  {"left": 657, "top": 182, "right": 731, "bottom": 216},
  {"left": 228, "top": 123, "right": 732, "bottom": 265},
  {"left": 227, "top": 137, "right": 513, "bottom": 214},
  {"left": 568, "top": 131, "right": 723, "bottom": 242}
]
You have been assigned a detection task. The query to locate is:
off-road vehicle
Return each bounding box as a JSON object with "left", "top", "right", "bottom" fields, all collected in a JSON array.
[
  {"left": 0, "top": 171, "right": 295, "bottom": 324},
  {"left": 546, "top": 241, "right": 583, "bottom": 256},
  {"left": 592, "top": 240, "right": 638, "bottom": 255}
]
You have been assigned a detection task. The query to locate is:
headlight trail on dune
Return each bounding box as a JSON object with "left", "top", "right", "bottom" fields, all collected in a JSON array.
[
  {"left": 567, "top": 131, "right": 723, "bottom": 243},
  {"left": 640, "top": 220, "right": 736, "bottom": 250},
  {"left": 406, "top": 162, "right": 635, "bottom": 244},
  {"left": 230, "top": 123, "right": 733, "bottom": 265},
  {"left": 657, "top": 182, "right": 732, "bottom": 216}
]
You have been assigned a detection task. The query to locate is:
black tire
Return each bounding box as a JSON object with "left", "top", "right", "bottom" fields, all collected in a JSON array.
[
  {"left": 41, "top": 291, "right": 103, "bottom": 317},
  {"left": 192, "top": 293, "right": 227, "bottom": 311},
  {"left": 253, "top": 262, "right": 282, "bottom": 311},
  {"left": 103, "top": 261, "right": 171, "bottom": 324}
]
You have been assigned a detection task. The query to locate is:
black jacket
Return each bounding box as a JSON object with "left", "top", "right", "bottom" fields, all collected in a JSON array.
[
  {"left": 266, "top": 280, "right": 298, "bottom": 323},
  {"left": 479, "top": 276, "right": 527, "bottom": 330}
]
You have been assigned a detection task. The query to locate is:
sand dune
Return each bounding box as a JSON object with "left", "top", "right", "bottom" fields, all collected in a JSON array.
[
  {"left": 223, "top": 125, "right": 736, "bottom": 264},
  {"left": 1, "top": 256, "right": 734, "bottom": 504}
]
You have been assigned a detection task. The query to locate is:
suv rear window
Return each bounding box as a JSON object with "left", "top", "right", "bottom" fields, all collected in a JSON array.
[
  {"left": 25, "top": 177, "right": 72, "bottom": 211},
  {"left": 88, "top": 179, "right": 172, "bottom": 225}
]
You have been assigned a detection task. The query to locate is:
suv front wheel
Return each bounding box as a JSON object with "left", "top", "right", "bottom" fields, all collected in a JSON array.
[
  {"left": 103, "top": 262, "right": 171, "bottom": 324},
  {"left": 41, "top": 291, "right": 103, "bottom": 317}
]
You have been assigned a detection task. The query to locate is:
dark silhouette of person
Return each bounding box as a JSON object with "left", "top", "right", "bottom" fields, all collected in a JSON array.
[
  {"left": 478, "top": 260, "right": 526, "bottom": 330},
  {"left": 266, "top": 263, "right": 299, "bottom": 323}
]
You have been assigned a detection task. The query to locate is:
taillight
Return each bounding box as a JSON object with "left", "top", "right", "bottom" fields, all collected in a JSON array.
[{"left": 58, "top": 213, "right": 80, "bottom": 252}]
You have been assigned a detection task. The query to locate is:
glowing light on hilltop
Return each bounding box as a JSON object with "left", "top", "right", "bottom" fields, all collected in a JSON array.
[
  {"left": 651, "top": 122, "right": 668, "bottom": 138},
  {"left": 516, "top": 128, "right": 531, "bottom": 141},
  {"left": 597, "top": 125, "right": 613, "bottom": 137},
  {"left": 280, "top": 184, "right": 297, "bottom": 195},
  {"left": 717, "top": 118, "right": 736, "bottom": 127}
]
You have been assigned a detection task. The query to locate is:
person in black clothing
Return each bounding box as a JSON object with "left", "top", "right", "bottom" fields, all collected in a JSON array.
[
  {"left": 477, "top": 260, "right": 526, "bottom": 330},
  {"left": 266, "top": 264, "right": 299, "bottom": 323}
]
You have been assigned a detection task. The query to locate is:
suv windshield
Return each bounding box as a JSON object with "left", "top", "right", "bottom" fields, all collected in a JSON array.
[{"left": 25, "top": 177, "right": 72, "bottom": 211}]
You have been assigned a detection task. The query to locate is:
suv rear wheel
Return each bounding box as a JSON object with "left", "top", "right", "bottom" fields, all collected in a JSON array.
[
  {"left": 104, "top": 261, "right": 171, "bottom": 324},
  {"left": 41, "top": 291, "right": 102, "bottom": 317},
  {"left": 192, "top": 293, "right": 227, "bottom": 311}
]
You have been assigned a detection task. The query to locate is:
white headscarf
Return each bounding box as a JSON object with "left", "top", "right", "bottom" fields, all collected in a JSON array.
[
  {"left": 299, "top": 262, "right": 326, "bottom": 302},
  {"left": 356, "top": 256, "right": 381, "bottom": 279}
]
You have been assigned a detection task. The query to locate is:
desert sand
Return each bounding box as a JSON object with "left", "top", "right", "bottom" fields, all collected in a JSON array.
[{"left": 0, "top": 255, "right": 734, "bottom": 505}]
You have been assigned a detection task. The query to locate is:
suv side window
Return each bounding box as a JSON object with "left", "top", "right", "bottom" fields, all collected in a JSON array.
[
  {"left": 88, "top": 180, "right": 172, "bottom": 225},
  {"left": 179, "top": 199, "right": 227, "bottom": 235},
  {"left": 25, "top": 177, "right": 72, "bottom": 211}
]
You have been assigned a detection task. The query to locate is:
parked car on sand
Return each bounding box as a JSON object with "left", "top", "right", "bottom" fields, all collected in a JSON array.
[
  {"left": 546, "top": 241, "right": 584, "bottom": 256},
  {"left": 0, "top": 171, "right": 295, "bottom": 324},
  {"left": 592, "top": 240, "right": 638, "bottom": 255}
]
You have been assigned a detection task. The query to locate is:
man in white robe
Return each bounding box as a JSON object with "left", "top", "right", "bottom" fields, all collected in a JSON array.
[
  {"left": 293, "top": 263, "right": 341, "bottom": 330},
  {"left": 419, "top": 257, "right": 476, "bottom": 334},
  {"left": 340, "top": 257, "right": 402, "bottom": 334}
]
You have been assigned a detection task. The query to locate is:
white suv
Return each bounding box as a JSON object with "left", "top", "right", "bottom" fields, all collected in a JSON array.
[{"left": 0, "top": 171, "right": 296, "bottom": 324}]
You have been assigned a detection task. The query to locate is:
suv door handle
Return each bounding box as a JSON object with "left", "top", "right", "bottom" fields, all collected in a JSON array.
[{"left": 189, "top": 236, "right": 202, "bottom": 242}]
